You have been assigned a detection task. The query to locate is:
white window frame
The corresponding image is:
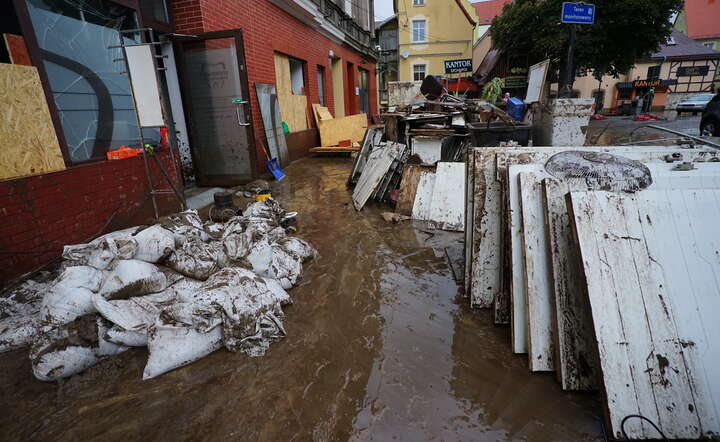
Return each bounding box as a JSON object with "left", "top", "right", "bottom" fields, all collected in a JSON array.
[
  {"left": 413, "top": 64, "right": 426, "bottom": 82},
  {"left": 412, "top": 20, "right": 427, "bottom": 43},
  {"left": 413, "top": 0, "right": 425, "bottom": 5}
]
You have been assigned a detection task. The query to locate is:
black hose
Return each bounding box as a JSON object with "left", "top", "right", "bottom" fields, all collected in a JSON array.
[{"left": 620, "top": 414, "right": 667, "bottom": 440}]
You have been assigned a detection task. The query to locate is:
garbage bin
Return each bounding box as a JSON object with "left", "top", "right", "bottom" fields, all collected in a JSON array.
[{"left": 467, "top": 122, "right": 533, "bottom": 146}]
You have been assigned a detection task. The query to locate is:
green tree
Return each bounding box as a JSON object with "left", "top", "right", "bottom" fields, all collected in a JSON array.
[{"left": 490, "top": 0, "right": 683, "bottom": 95}]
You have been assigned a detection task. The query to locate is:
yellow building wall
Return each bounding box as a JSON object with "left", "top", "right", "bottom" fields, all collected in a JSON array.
[{"left": 396, "top": 0, "right": 478, "bottom": 81}]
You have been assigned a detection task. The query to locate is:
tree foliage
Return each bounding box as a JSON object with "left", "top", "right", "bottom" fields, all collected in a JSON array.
[{"left": 490, "top": 0, "right": 683, "bottom": 78}]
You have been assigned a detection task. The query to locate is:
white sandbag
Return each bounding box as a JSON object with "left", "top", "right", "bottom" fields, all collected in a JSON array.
[
  {"left": 166, "top": 239, "right": 221, "bottom": 280},
  {"left": 243, "top": 199, "right": 286, "bottom": 222},
  {"left": 92, "top": 293, "right": 159, "bottom": 332},
  {"left": 278, "top": 237, "right": 317, "bottom": 262},
  {"left": 192, "top": 268, "right": 291, "bottom": 354},
  {"left": 0, "top": 314, "right": 39, "bottom": 353},
  {"left": 203, "top": 221, "right": 225, "bottom": 241},
  {"left": 159, "top": 210, "right": 207, "bottom": 246},
  {"left": 98, "top": 260, "right": 167, "bottom": 300},
  {"left": 31, "top": 315, "right": 101, "bottom": 381},
  {"left": 245, "top": 239, "right": 303, "bottom": 289},
  {"left": 132, "top": 225, "right": 175, "bottom": 263},
  {"left": 40, "top": 266, "right": 104, "bottom": 324},
  {"left": 142, "top": 304, "right": 223, "bottom": 380},
  {"left": 96, "top": 317, "right": 128, "bottom": 357},
  {"left": 0, "top": 279, "right": 48, "bottom": 352},
  {"left": 62, "top": 228, "right": 139, "bottom": 270}
]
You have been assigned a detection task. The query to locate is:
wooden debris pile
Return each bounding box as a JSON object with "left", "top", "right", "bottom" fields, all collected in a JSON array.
[{"left": 464, "top": 145, "right": 720, "bottom": 439}]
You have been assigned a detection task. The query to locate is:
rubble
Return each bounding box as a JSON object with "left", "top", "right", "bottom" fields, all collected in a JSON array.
[{"left": 0, "top": 199, "right": 317, "bottom": 381}]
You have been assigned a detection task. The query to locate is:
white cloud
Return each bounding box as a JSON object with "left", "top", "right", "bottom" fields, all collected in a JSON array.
[{"left": 375, "top": 0, "right": 394, "bottom": 20}]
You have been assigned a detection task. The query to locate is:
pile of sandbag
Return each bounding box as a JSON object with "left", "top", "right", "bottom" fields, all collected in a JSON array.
[{"left": 0, "top": 199, "right": 316, "bottom": 381}]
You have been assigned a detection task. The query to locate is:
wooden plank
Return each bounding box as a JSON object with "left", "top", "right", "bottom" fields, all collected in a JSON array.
[
  {"left": 309, "top": 146, "right": 360, "bottom": 153},
  {"left": 411, "top": 168, "right": 436, "bottom": 220},
  {"left": 568, "top": 190, "right": 720, "bottom": 439},
  {"left": 352, "top": 142, "right": 403, "bottom": 211},
  {"left": 463, "top": 149, "right": 476, "bottom": 295},
  {"left": 545, "top": 163, "right": 720, "bottom": 391},
  {"left": 518, "top": 171, "right": 555, "bottom": 370},
  {"left": 317, "top": 114, "right": 368, "bottom": 147},
  {"left": 285, "top": 128, "right": 319, "bottom": 161},
  {"left": 0, "top": 64, "right": 65, "bottom": 181},
  {"left": 3, "top": 34, "right": 31, "bottom": 66},
  {"left": 427, "top": 162, "right": 466, "bottom": 231},
  {"left": 543, "top": 178, "right": 600, "bottom": 391},
  {"left": 396, "top": 165, "right": 426, "bottom": 215}
]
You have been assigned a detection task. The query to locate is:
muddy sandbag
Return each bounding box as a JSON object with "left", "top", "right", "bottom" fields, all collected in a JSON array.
[
  {"left": 98, "top": 260, "right": 168, "bottom": 300},
  {"left": 62, "top": 228, "right": 139, "bottom": 270},
  {"left": 203, "top": 221, "right": 225, "bottom": 241},
  {"left": 245, "top": 239, "right": 303, "bottom": 289},
  {"left": 142, "top": 303, "right": 223, "bottom": 380},
  {"left": 166, "top": 238, "right": 222, "bottom": 280},
  {"left": 30, "top": 314, "right": 126, "bottom": 381},
  {"left": 192, "top": 268, "right": 291, "bottom": 355},
  {"left": 105, "top": 324, "right": 148, "bottom": 347},
  {"left": 132, "top": 225, "right": 175, "bottom": 263},
  {"left": 278, "top": 237, "right": 317, "bottom": 262},
  {"left": 243, "top": 198, "right": 286, "bottom": 222},
  {"left": 40, "top": 266, "right": 104, "bottom": 324},
  {"left": 0, "top": 280, "right": 48, "bottom": 352},
  {"left": 159, "top": 210, "right": 208, "bottom": 247}
]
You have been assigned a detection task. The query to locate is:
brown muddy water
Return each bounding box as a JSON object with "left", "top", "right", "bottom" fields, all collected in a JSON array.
[{"left": 0, "top": 157, "right": 603, "bottom": 441}]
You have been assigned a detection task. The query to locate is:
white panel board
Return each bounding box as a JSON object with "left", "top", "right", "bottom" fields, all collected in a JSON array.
[
  {"left": 411, "top": 169, "right": 436, "bottom": 220},
  {"left": 411, "top": 136, "right": 442, "bottom": 165},
  {"left": 569, "top": 189, "right": 720, "bottom": 439},
  {"left": 428, "top": 162, "right": 466, "bottom": 231},
  {"left": 525, "top": 59, "right": 550, "bottom": 104},
  {"left": 125, "top": 45, "right": 164, "bottom": 127},
  {"left": 353, "top": 142, "right": 403, "bottom": 211}
]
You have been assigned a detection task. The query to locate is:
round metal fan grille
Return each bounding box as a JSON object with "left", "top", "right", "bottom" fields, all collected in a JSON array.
[{"left": 544, "top": 151, "right": 653, "bottom": 192}]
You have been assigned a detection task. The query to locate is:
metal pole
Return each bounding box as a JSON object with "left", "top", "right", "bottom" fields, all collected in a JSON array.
[
  {"left": 643, "top": 125, "right": 720, "bottom": 149},
  {"left": 560, "top": 24, "right": 576, "bottom": 98}
]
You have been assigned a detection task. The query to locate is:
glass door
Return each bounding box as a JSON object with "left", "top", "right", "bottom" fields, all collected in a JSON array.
[{"left": 175, "top": 30, "right": 256, "bottom": 186}]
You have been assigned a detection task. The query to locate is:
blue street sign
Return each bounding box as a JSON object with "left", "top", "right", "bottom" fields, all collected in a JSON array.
[{"left": 561, "top": 2, "right": 595, "bottom": 24}]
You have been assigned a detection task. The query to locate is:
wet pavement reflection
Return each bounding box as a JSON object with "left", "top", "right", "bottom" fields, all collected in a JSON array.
[{"left": 0, "top": 157, "right": 603, "bottom": 441}]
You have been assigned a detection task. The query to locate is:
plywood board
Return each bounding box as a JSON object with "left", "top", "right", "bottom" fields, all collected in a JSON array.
[
  {"left": 544, "top": 162, "right": 720, "bottom": 391},
  {"left": 427, "top": 162, "right": 466, "bottom": 231},
  {"left": 507, "top": 164, "right": 545, "bottom": 354},
  {"left": 352, "top": 142, "right": 403, "bottom": 211},
  {"left": 518, "top": 171, "right": 555, "bottom": 370},
  {"left": 396, "top": 164, "right": 426, "bottom": 215},
  {"left": 309, "top": 146, "right": 359, "bottom": 153},
  {"left": 0, "top": 64, "right": 65, "bottom": 181},
  {"left": 312, "top": 103, "right": 334, "bottom": 122},
  {"left": 273, "top": 52, "right": 308, "bottom": 132},
  {"left": 3, "top": 34, "right": 31, "bottom": 66},
  {"left": 318, "top": 113, "right": 368, "bottom": 147},
  {"left": 411, "top": 169, "right": 436, "bottom": 220},
  {"left": 569, "top": 190, "right": 720, "bottom": 439}
]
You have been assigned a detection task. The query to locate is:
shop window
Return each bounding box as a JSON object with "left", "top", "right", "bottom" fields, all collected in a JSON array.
[
  {"left": 317, "top": 65, "right": 326, "bottom": 105},
  {"left": 413, "top": 64, "right": 426, "bottom": 82},
  {"left": 140, "top": 0, "right": 169, "bottom": 24},
  {"left": 413, "top": 0, "right": 425, "bottom": 5},
  {"left": 647, "top": 65, "right": 661, "bottom": 80},
  {"left": 359, "top": 67, "right": 369, "bottom": 113},
  {"left": 289, "top": 57, "right": 305, "bottom": 95},
  {"left": 412, "top": 20, "right": 426, "bottom": 42},
  {"left": 618, "top": 88, "right": 632, "bottom": 99},
  {"left": 24, "top": 0, "right": 159, "bottom": 164}
]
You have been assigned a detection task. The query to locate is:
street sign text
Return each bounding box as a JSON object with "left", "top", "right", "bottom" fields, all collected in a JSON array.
[
  {"left": 561, "top": 2, "right": 595, "bottom": 24},
  {"left": 444, "top": 59, "right": 472, "bottom": 74}
]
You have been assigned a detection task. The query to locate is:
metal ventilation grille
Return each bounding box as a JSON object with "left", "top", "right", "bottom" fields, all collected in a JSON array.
[{"left": 544, "top": 151, "right": 653, "bottom": 192}]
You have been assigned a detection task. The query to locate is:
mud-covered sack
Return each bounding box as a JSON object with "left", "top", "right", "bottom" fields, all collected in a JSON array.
[
  {"left": 30, "top": 315, "right": 126, "bottom": 381},
  {"left": 62, "top": 228, "right": 140, "bottom": 270},
  {"left": 41, "top": 266, "right": 104, "bottom": 324},
  {"left": 98, "top": 260, "right": 168, "bottom": 300},
  {"left": 244, "top": 239, "right": 303, "bottom": 289},
  {"left": 222, "top": 220, "right": 274, "bottom": 261},
  {"left": 0, "top": 280, "right": 48, "bottom": 352},
  {"left": 166, "top": 239, "right": 223, "bottom": 280},
  {"left": 132, "top": 225, "right": 175, "bottom": 263},
  {"left": 278, "top": 237, "right": 317, "bottom": 262},
  {"left": 142, "top": 303, "right": 223, "bottom": 380},
  {"left": 243, "top": 198, "right": 286, "bottom": 223},
  {"left": 105, "top": 324, "right": 148, "bottom": 347},
  {"left": 191, "top": 268, "right": 291, "bottom": 355},
  {"left": 159, "top": 209, "right": 208, "bottom": 247}
]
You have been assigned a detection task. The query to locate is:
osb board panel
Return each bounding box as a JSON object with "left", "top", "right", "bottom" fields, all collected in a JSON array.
[
  {"left": 3, "top": 34, "right": 31, "bottom": 66},
  {"left": 569, "top": 190, "right": 720, "bottom": 439},
  {"left": 396, "top": 164, "right": 430, "bottom": 215},
  {"left": 273, "top": 52, "right": 308, "bottom": 132},
  {"left": 285, "top": 128, "right": 319, "bottom": 162},
  {"left": 0, "top": 64, "right": 65, "bottom": 181},
  {"left": 318, "top": 113, "right": 368, "bottom": 147},
  {"left": 312, "top": 103, "right": 334, "bottom": 122}
]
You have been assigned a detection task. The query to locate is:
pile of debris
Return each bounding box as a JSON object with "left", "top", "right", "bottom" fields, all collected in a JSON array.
[
  {"left": 348, "top": 78, "right": 527, "bottom": 232},
  {"left": 0, "top": 199, "right": 316, "bottom": 381},
  {"left": 465, "top": 144, "right": 720, "bottom": 439}
]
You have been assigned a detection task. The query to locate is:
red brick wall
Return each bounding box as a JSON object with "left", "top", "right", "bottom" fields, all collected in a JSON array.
[
  {"left": 170, "top": 0, "right": 378, "bottom": 169},
  {"left": 0, "top": 153, "right": 182, "bottom": 284}
]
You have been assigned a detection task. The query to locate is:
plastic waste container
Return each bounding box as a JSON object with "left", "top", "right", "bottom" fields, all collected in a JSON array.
[{"left": 506, "top": 97, "right": 526, "bottom": 121}]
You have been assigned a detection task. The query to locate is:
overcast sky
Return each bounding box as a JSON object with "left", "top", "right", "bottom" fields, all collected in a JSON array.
[{"left": 374, "top": 0, "right": 486, "bottom": 21}]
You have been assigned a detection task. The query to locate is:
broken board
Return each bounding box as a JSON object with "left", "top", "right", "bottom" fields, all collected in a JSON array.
[
  {"left": 0, "top": 64, "right": 65, "bottom": 181},
  {"left": 411, "top": 168, "right": 436, "bottom": 221},
  {"left": 427, "top": 162, "right": 466, "bottom": 231},
  {"left": 348, "top": 126, "right": 383, "bottom": 186},
  {"left": 569, "top": 189, "right": 720, "bottom": 439},
  {"left": 410, "top": 136, "right": 442, "bottom": 165},
  {"left": 396, "top": 164, "right": 430, "bottom": 215},
  {"left": 352, "top": 142, "right": 404, "bottom": 211},
  {"left": 309, "top": 146, "right": 360, "bottom": 153}
]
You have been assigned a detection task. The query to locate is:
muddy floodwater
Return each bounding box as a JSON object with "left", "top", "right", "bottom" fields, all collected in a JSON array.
[{"left": 0, "top": 157, "right": 604, "bottom": 441}]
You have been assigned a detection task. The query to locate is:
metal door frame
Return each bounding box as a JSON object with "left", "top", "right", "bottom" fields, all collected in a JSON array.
[{"left": 173, "top": 29, "right": 258, "bottom": 186}]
